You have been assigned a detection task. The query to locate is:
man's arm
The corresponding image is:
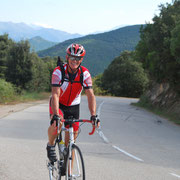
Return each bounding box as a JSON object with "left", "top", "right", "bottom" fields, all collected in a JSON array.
[
  {"left": 85, "top": 88, "right": 96, "bottom": 116},
  {"left": 51, "top": 86, "right": 61, "bottom": 117},
  {"left": 48, "top": 86, "right": 62, "bottom": 145},
  {"left": 85, "top": 88, "right": 100, "bottom": 127}
]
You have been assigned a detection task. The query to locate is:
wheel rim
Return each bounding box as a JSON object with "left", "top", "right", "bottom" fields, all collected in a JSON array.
[{"left": 66, "top": 146, "right": 85, "bottom": 180}]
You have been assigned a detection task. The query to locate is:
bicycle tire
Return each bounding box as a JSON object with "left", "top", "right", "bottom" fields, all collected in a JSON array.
[{"left": 65, "top": 144, "right": 85, "bottom": 180}]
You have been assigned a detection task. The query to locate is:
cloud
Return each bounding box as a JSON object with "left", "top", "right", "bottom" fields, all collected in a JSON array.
[{"left": 31, "top": 22, "right": 53, "bottom": 29}]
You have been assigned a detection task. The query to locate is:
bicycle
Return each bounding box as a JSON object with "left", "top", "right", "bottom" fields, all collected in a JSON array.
[{"left": 47, "top": 117, "right": 96, "bottom": 180}]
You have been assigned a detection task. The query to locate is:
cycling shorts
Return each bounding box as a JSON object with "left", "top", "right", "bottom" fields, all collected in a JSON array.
[{"left": 49, "top": 99, "right": 80, "bottom": 131}]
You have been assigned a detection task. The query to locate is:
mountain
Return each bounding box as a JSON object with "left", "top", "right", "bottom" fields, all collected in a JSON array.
[
  {"left": 88, "top": 25, "right": 128, "bottom": 35},
  {"left": 38, "top": 25, "right": 143, "bottom": 76},
  {"left": 29, "top": 36, "right": 57, "bottom": 52},
  {"left": 110, "top": 24, "right": 129, "bottom": 31},
  {"left": 0, "top": 21, "right": 82, "bottom": 42}
]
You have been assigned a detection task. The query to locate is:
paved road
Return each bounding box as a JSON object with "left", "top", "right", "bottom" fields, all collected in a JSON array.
[{"left": 0, "top": 96, "right": 180, "bottom": 180}]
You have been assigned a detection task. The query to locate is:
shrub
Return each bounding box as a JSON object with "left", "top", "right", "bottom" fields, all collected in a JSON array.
[
  {"left": 101, "top": 51, "right": 149, "bottom": 97},
  {"left": 93, "top": 74, "right": 108, "bottom": 95},
  {"left": 0, "top": 79, "right": 16, "bottom": 103}
]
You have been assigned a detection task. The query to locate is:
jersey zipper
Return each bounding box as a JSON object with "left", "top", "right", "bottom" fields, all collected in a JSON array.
[{"left": 67, "top": 82, "right": 72, "bottom": 106}]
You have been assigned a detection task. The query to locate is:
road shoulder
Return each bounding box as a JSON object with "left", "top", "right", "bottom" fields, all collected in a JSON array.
[{"left": 0, "top": 99, "right": 48, "bottom": 119}]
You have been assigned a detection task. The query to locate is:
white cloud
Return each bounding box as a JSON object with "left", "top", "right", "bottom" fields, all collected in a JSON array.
[{"left": 31, "top": 22, "right": 54, "bottom": 29}]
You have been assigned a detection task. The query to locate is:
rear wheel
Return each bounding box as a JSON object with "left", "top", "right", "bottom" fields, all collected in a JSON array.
[{"left": 65, "top": 144, "right": 85, "bottom": 180}]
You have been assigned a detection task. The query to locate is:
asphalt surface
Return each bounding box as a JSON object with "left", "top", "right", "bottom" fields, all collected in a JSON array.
[{"left": 0, "top": 96, "right": 180, "bottom": 180}]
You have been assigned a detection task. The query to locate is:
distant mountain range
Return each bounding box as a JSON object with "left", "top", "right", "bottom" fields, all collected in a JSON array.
[
  {"left": 0, "top": 21, "right": 82, "bottom": 42},
  {"left": 29, "top": 36, "right": 57, "bottom": 52},
  {"left": 38, "top": 25, "right": 143, "bottom": 76},
  {"left": 0, "top": 21, "right": 143, "bottom": 75}
]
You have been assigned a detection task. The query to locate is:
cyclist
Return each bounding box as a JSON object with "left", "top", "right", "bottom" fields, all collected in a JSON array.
[{"left": 46, "top": 43, "right": 100, "bottom": 163}]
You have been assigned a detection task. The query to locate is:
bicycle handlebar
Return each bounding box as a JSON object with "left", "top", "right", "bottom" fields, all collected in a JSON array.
[{"left": 61, "top": 118, "right": 96, "bottom": 135}]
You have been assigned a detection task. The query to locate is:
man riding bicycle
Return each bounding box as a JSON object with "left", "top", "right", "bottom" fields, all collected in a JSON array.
[{"left": 46, "top": 43, "right": 100, "bottom": 163}]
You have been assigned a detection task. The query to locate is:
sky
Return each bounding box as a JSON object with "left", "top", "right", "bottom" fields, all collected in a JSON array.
[{"left": 0, "top": 0, "right": 173, "bottom": 35}]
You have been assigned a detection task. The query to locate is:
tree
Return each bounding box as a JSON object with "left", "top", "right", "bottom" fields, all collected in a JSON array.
[
  {"left": 135, "top": 0, "right": 180, "bottom": 88},
  {"left": 6, "top": 40, "right": 33, "bottom": 89},
  {"left": 0, "top": 34, "right": 13, "bottom": 78},
  {"left": 101, "top": 51, "right": 149, "bottom": 97},
  {"left": 170, "top": 23, "right": 180, "bottom": 63},
  {"left": 25, "top": 53, "right": 49, "bottom": 92},
  {"left": 92, "top": 74, "right": 107, "bottom": 95},
  {"left": 44, "top": 57, "right": 57, "bottom": 91}
]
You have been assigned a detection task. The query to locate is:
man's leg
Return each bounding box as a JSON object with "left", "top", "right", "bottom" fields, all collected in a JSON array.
[{"left": 47, "top": 99, "right": 63, "bottom": 162}]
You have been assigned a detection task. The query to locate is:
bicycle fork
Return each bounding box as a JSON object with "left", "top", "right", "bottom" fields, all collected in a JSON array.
[
  {"left": 68, "top": 127, "right": 74, "bottom": 177},
  {"left": 47, "top": 162, "right": 54, "bottom": 180}
]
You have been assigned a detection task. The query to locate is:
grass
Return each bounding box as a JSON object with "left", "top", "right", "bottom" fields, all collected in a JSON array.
[
  {"left": 0, "top": 91, "right": 50, "bottom": 105},
  {"left": 132, "top": 96, "right": 180, "bottom": 125},
  {"left": 19, "top": 91, "right": 50, "bottom": 101},
  {"left": 0, "top": 79, "right": 50, "bottom": 104}
]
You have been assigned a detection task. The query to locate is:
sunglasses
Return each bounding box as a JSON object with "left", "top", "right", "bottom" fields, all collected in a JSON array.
[{"left": 69, "top": 56, "right": 82, "bottom": 61}]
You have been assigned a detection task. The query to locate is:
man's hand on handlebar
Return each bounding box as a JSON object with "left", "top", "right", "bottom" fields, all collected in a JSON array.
[
  {"left": 90, "top": 115, "right": 100, "bottom": 128},
  {"left": 50, "top": 114, "right": 61, "bottom": 126},
  {"left": 50, "top": 115, "right": 63, "bottom": 135}
]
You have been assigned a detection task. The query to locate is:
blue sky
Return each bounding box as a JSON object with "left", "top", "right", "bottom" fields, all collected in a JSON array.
[{"left": 0, "top": 0, "right": 173, "bottom": 35}]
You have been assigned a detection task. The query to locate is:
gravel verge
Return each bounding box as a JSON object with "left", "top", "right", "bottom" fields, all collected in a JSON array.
[{"left": 0, "top": 100, "right": 48, "bottom": 119}]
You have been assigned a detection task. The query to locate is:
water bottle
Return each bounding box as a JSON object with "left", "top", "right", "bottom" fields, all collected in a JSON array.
[{"left": 59, "top": 140, "right": 65, "bottom": 157}]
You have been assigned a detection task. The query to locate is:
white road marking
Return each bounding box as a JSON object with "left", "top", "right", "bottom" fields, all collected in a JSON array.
[
  {"left": 97, "top": 100, "right": 105, "bottom": 116},
  {"left": 170, "top": 173, "right": 180, "bottom": 178},
  {"left": 96, "top": 100, "right": 144, "bottom": 162},
  {"left": 112, "top": 145, "right": 144, "bottom": 162},
  {"left": 96, "top": 128, "right": 110, "bottom": 143}
]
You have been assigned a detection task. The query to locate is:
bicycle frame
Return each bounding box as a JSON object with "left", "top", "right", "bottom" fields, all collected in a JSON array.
[
  {"left": 61, "top": 118, "right": 95, "bottom": 178},
  {"left": 47, "top": 118, "right": 95, "bottom": 180},
  {"left": 67, "top": 126, "right": 74, "bottom": 176}
]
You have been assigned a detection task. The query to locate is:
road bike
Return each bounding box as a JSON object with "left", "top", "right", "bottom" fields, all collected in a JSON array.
[{"left": 47, "top": 117, "right": 95, "bottom": 180}]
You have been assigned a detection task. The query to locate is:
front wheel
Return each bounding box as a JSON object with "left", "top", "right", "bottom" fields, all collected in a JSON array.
[
  {"left": 47, "top": 161, "right": 61, "bottom": 180},
  {"left": 65, "top": 144, "right": 85, "bottom": 180}
]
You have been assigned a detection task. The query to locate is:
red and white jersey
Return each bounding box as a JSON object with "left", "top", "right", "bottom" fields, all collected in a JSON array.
[{"left": 51, "top": 64, "right": 92, "bottom": 106}]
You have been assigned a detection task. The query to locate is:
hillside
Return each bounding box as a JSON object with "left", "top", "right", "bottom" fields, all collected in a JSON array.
[
  {"left": 38, "top": 25, "right": 142, "bottom": 76},
  {"left": 0, "top": 21, "right": 82, "bottom": 42},
  {"left": 29, "top": 36, "right": 57, "bottom": 51}
]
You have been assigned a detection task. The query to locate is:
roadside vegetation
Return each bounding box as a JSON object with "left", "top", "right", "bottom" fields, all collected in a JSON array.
[
  {"left": 133, "top": 0, "right": 180, "bottom": 124},
  {"left": 0, "top": 78, "right": 50, "bottom": 104},
  {"left": 133, "top": 95, "right": 180, "bottom": 125},
  {"left": 0, "top": 36, "right": 54, "bottom": 104},
  {"left": 0, "top": 1, "right": 179, "bottom": 124},
  {"left": 0, "top": 79, "right": 16, "bottom": 103}
]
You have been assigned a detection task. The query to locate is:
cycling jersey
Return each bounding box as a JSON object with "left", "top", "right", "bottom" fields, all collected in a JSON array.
[{"left": 51, "top": 64, "right": 92, "bottom": 106}]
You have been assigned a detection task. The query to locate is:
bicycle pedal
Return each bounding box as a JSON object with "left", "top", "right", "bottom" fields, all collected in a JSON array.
[{"left": 60, "top": 167, "right": 66, "bottom": 176}]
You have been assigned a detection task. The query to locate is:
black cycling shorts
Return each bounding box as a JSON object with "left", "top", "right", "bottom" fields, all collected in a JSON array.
[{"left": 49, "top": 98, "right": 80, "bottom": 131}]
